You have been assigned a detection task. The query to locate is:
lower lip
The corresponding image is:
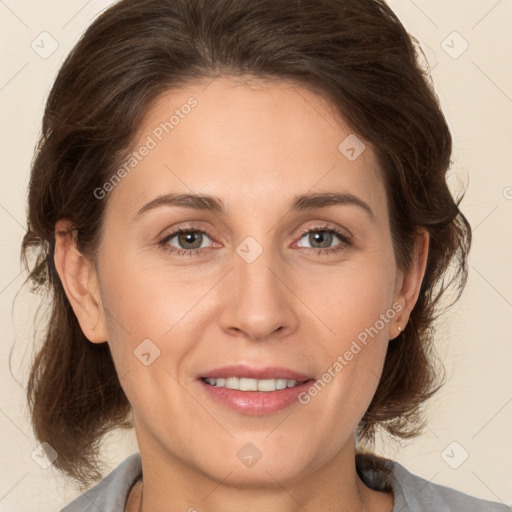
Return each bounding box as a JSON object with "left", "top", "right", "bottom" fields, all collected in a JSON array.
[{"left": 198, "top": 379, "right": 315, "bottom": 415}]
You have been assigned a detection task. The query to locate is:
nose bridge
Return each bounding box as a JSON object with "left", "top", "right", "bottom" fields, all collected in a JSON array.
[
  {"left": 236, "top": 237, "right": 279, "bottom": 293},
  {"left": 219, "top": 235, "right": 298, "bottom": 340}
]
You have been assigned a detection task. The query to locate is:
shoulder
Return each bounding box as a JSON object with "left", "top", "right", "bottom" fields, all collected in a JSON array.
[
  {"left": 58, "top": 453, "right": 142, "bottom": 512},
  {"left": 355, "top": 451, "right": 511, "bottom": 512}
]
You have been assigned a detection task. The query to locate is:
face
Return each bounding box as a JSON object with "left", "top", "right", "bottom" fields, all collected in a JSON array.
[{"left": 72, "top": 76, "right": 419, "bottom": 485}]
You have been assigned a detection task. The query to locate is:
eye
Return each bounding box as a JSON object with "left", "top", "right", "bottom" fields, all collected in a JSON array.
[
  {"left": 158, "top": 228, "right": 214, "bottom": 257},
  {"left": 295, "top": 225, "right": 351, "bottom": 255}
]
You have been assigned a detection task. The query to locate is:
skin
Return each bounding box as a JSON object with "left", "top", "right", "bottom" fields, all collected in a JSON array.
[{"left": 54, "top": 76, "right": 429, "bottom": 512}]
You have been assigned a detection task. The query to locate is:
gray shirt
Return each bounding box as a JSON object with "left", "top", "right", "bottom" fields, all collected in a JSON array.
[{"left": 59, "top": 452, "right": 510, "bottom": 511}]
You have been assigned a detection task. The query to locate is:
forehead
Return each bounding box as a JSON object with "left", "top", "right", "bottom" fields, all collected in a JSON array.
[{"left": 104, "top": 76, "right": 388, "bottom": 226}]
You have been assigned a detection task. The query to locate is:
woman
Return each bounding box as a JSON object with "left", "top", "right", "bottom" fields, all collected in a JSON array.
[{"left": 21, "top": 0, "right": 509, "bottom": 511}]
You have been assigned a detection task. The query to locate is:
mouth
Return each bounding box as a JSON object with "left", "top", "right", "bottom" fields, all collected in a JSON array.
[
  {"left": 196, "top": 364, "right": 316, "bottom": 415},
  {"left": 200, "top": 376, "right": 313, "bottom": 392}
]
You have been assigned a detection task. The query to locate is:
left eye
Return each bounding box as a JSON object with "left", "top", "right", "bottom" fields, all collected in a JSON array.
[{"left": 297, "top": 228, "right": 346, "bottom": 250}]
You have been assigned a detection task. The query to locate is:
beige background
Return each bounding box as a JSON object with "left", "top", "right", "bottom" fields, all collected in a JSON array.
[{"left": 1, "top": 0, "right": 511, "bottom": 510}]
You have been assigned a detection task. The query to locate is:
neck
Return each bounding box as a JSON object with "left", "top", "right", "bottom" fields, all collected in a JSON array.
[{"left": 130, "top": 442, "right": 391, "bottom": 512}]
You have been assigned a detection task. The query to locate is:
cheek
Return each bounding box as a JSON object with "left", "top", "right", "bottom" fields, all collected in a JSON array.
[
  {"left": 98, "top": 249, "right": 208, "bottom": 337},
  {"left": 297, "top": 259, "right": 395, "bottom": 403},
  {"left": 95, "top": 250, "right": 219, "bottom": 391},
  {"left": 298, "top": 257, "right": 396, "bottom": 337}
]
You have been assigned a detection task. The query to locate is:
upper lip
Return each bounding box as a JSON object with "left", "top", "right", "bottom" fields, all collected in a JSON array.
[{"left": 199, "top": 364, "right": 314, "bottom": 382}]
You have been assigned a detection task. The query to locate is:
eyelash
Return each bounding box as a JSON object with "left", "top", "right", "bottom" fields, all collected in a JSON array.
[{"left": 158, "top": 225, "right": 352, "bottom": 258}]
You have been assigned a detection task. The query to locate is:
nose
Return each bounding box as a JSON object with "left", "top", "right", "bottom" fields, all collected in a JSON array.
[{"left": 219, "top": 244, "right": 299, "bottom": 341}]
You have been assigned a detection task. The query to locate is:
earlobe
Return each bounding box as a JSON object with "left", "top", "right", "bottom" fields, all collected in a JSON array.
[
  {"left": 391, "top": 227, "right": 429, "bottom": 339},
  {"left": 53, "top": 219, "right": 107, "bottom": 343}
]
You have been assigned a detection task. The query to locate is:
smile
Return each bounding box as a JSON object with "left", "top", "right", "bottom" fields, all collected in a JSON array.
[{"left": 201, "top": 376, "right": 308, "bottom": 392}]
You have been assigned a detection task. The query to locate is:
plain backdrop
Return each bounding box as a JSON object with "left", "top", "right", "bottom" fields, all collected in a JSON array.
[{"left": 1, "top": 0, "right": 511, "bottom": 510}]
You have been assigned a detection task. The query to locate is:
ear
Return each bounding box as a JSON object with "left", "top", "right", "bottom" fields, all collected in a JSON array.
[
  {"left": 390, "top": 227, "right": 429, "bottom": 339},
  {"left": 53, "top": 218, "right": 108, "bottom": 343}
]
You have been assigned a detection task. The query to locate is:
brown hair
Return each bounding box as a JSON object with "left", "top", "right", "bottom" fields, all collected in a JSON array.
[{"left": 21, "top": 0, "right": 471, "bottom": 489}]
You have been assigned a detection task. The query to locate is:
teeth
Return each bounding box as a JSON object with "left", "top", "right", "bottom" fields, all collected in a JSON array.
[{"left": 203, "top": 377, "right": 302, "bottom": 391}]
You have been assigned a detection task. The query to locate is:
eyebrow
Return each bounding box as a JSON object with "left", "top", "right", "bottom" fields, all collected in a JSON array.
[{"left": 132, "top": 191, "right": 375, "bottom": 222}]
